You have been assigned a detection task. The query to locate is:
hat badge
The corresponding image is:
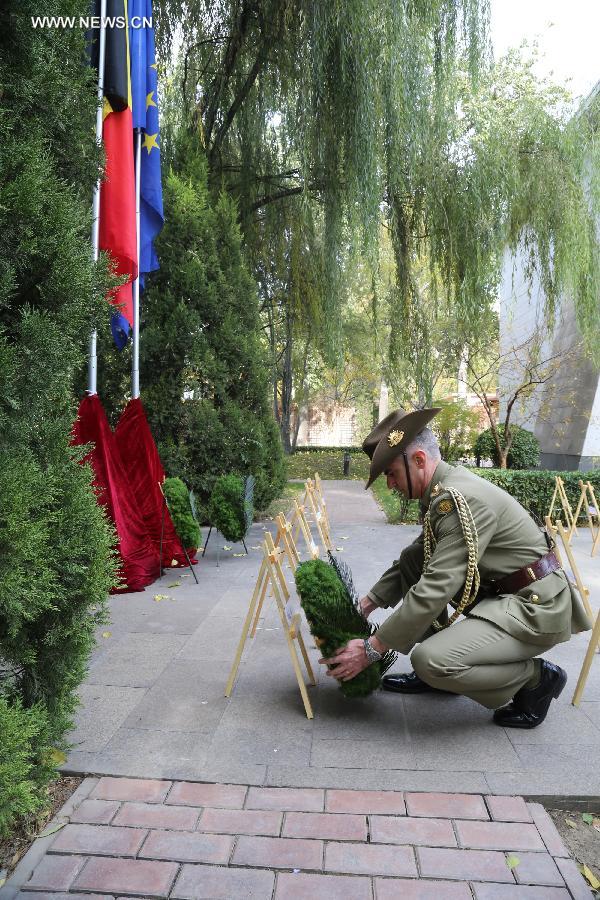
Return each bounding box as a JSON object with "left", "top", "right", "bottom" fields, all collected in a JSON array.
[{"left": 387, "top": 429, "right": 404, "bottom": 447}]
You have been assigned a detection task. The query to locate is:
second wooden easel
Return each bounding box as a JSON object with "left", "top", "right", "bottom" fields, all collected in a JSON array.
[
  {"left": 545, "top": 516, "right": 593, "bottom": 620},
  {"left": 547, "top": 476, "right": 577, "bottom": 541}
]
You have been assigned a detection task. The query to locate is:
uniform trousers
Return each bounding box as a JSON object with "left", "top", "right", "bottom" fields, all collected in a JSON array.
[
  {"left": 391, "top": 547, "right": 557, "bottom": 710},
  {"left": 411, "top": 617, "right": 557, "bottom": 709}
]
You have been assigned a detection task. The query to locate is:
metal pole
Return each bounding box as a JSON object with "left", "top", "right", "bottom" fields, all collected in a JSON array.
[
  {"left": 87, "top": 0, "right": 108, "bottom": 395},
  {"left": 132, "top": 129, "right": 142, "bottom": 398}
]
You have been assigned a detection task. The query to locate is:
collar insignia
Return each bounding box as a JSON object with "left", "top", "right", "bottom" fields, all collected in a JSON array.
[{"left": 387, "top": 429, "right": 404, "bottom": 447}]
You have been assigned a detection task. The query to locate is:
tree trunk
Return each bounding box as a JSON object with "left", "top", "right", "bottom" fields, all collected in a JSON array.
[
  {"left": 291, "top": 336, "right": 310, "bottom": 453},
  {"left": 279, "top": 301, "right": 294, "bottom": 453}
]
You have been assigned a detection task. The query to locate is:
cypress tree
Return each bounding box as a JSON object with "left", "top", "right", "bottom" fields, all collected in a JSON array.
[
  {"left": 0, "top": 1, "right": 116, "bottom": 832},
  {"left": 139, "top": 143, "right": 285, "bottom": 510}
]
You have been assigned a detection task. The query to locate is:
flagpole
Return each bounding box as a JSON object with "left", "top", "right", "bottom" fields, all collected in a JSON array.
[
  {"left": 88, "top": 0, "right": 108, "bottom": 396},
  {"left": 132, "top": 128, "right": 142, "bottom": 399}
]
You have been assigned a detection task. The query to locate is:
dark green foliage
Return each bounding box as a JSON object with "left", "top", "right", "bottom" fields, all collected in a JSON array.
[
  {"left": 295, "top": 559, "right": 396, "bottom": 698},
  {"left": 473, "top": 425, "right": 541, "bottom": 469},
  {"left": 0, "top": 0, "right": 117, "bottom": 834},
  {"left": 207, "top": 475, "right": 247, "bottom": 543},
  {"left": 473, "top": 468, "right": 600, "bottom": 523},
  {"left": 163, "top": 478, "right": 201, "bottom": 549},
  {"left": 0, "top": 698, "right": 51, "bottom": 837},
  {"left": 115, "top": 141, "right": 286, "bottom": 511}
]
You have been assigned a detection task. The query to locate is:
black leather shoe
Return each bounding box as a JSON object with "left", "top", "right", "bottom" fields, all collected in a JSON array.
[
  {"left": 493, "top": 659, "right": 567, "bottom": 729},
  {"left": 382, "top": 671, "right": 457, "bottom": 695}
]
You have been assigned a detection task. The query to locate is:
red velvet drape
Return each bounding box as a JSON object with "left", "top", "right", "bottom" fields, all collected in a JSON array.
[
  {"left": 115, "top": 398, "right": 191, "bottom": 567},
  {"left": 73, "top": 394, "right": 160, "bottom": 592}
]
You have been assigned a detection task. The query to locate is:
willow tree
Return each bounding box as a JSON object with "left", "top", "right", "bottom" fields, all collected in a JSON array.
[
  {"left": 154, "top": 1, "right": 489, "bottom": 327},
  {"left": 154, "top": 0, "right": 599, "bottom": 436}
]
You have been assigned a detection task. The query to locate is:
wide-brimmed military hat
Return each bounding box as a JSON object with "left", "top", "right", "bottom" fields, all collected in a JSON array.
[{"left": 363, "top": 406, "right": 441, "bottom": 488}]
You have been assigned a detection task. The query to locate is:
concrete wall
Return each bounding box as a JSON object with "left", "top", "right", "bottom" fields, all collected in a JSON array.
[{"left": 498, "top": 246, "right": 600, "bottom": 471}]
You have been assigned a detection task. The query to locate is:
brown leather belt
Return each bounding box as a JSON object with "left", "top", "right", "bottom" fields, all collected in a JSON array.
[{"left": 491, "top": 551, "right": 561, "bottom": 595}]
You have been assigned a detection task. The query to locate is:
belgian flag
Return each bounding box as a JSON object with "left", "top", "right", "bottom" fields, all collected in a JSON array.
[{"left": 88, "top": 0, "right": 137, "bottom": 346}]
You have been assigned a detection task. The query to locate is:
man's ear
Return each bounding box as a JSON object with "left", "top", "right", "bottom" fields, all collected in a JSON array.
[{"left": 412, "top": 449, "right": 427, "bottom": 469}]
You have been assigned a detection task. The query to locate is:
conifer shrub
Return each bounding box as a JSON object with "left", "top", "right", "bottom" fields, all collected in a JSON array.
[
  {"left": 207, "top": 474, "right": 247, "bottom": 543},
  {"left": 295, "top": 557, "right": 396, "bottom": 698},
  {"left": 163, "top": 478, "right": 201, "bottom": 549},
  {"left": 0, "top": 698, "right": 50, "bottom": 837},
  {"left": 0, "top": 0, "right": 117, "bottom": 834},
  {"left": 94, "top": 139, "right": 287, "bottom": 513}
]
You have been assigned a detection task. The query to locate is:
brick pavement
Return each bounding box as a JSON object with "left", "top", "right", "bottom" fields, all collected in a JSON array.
[{"left": 5, "top": 776, "right": 593, "bottom": 899}]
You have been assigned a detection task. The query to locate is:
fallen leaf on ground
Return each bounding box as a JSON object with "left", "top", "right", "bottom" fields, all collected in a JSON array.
[
  {"left": 223, "top": 545, "right": 231, "bottom": 550},
  {"left": 251, "top": 545, "right": 262, "bottom": 550},
  {"left": 340, "top": 535, "right": 349, "bottom": 539},
  {"left": 167, "top": 581, "right": 181, "bottom": 588},
  {"left": 335, "top": 547, "right": 344, "bottom": 551},
  {"left": 233, "top": 553, "right": 246, "bottom": 557},
  {"left": 153, "top": 594, "right": 170, "bottom": 602},
  {"left": 580, "top": 864, "right": 600, "bottom": 890},
  {"left": 582, "top": 813, "right": 594, "bottom": 825},
  {"left": 506, "top": 856, "right": 520, "bottom": 869},
  {"left": 101, "top": 631, "right": 111, "bottom": 638},
  {"left": 565, "top": 818, "right": 577, "bottom": 828},
  {"left": 49, "top": 749, "right": 67, "bottom": 765}
]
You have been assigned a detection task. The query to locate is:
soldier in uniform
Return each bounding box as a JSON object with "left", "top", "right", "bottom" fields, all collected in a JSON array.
[{"left": 320, "top": 407, "right": 591, "bottom": 728}]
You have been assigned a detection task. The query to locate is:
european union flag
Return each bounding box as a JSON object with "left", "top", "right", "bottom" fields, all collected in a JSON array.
[{"left": 129, "top": 0, "right": 163, "bottom": 286}]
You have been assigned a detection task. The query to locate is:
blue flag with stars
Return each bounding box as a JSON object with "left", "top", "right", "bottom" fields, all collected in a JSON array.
[{"left": 129, "top": 0, "right": 163, "bottom": 286}]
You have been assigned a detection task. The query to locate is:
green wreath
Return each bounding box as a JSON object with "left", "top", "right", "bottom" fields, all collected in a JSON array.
[{"left": 295, "top": 556, "right": 396, "bottom": 698}]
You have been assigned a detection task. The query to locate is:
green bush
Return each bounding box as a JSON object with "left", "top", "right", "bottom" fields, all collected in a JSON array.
[
  {"left": 472, "top": 467, "right": 600, "bottom": 522},
  {"left": 208, "top": 474, "right": 247, "bottom": 543},
  {"left": 473, "top": 425, "right": 540, "bottom": 469},
  {"left": 295, "top": 559, "right": 395, "bottom": 698},
  {"left": 163, "top": 478, "right": 201, "bottom": 549},
  {"left": 0, "top": 698, "right": 51, "bottom": 838},
  {"left": 0, "top": 0, "right": 117, "bottom": 835}
]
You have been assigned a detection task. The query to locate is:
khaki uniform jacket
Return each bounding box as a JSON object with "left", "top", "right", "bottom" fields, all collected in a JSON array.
[{"left": 370, "top": 461, "right": 591, "bottom": 655}]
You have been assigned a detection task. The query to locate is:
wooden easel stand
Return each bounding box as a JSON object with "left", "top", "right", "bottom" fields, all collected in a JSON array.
[
  {"left": 548, "top": 476, "right": 577, "bottom": 542},
  {"left": 224, "top": 533, "right": 316, "bottom": 719}
]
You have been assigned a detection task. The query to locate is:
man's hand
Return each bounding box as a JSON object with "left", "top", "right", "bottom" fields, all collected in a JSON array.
[
  {"left": 319, "top": 638, "right": 370, "bottom": 681},
  {"left": 359, "top": 595, "right": 378, "bottom": 618}
]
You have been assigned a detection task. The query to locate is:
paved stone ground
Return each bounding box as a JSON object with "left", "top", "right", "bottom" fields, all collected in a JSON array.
[
  {"left": 4, "top": 480, "right": 600, "bottom": 898},
  {"left": 4, "top": 775, "right": 593, "bottom": 898},
  {"left": 57, "top": 480, "right": 600, "bottom": 798}
]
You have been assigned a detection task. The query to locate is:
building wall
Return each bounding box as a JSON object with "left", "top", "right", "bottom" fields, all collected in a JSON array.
[
  {"left": 498, "top": 246, "right": 600, "bottom": 471},
  {"left": 296, "top": 401, "right": 359, "bottom": 446}
]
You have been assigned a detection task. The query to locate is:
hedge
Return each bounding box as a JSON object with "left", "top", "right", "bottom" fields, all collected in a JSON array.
[
  {"left": 287, "top": 450, "right": 370, "bottom": 481},
  {"left": 472, "top": 467, "right": 600, "bottom": 523}
]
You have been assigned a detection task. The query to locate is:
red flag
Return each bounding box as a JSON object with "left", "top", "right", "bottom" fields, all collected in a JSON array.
[{"left": 98, "top": 1, "right": 137, "bottom": 330}]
